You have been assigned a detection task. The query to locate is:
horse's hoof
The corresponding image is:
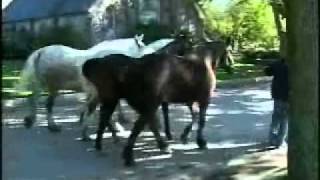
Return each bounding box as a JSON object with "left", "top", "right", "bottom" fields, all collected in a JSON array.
[
  {"left": 197, "top": 138, "right": 208, "bottom": 150},
  {"left": 81, "top": 136, "right": 93, "bottom": 142},
  {"left": 124, "top": 159, "right": 135, "bottom": 167},
  {"left": 122, "top": 146, "right": 134, "bottom": 166},
  {"left": 95, "top": 144, "right": 102, "bottom": 151},
  {"left": 160, "top": 146, "right": 172, "bottom": 154},
  {"left": 24, "top": 116, "right": 35, "bottom": 128},
  {"left": 166, "top": 134, "right": 173, "bottom": 141},
  {"left": 180, "top": 135, "right": 189, "bottom": 144},
  {"left": 158, "top": 141, "right": 172, "bottom": 154},
  {"left": 48, "top": 124, "right": 62, "bottom": 132}
]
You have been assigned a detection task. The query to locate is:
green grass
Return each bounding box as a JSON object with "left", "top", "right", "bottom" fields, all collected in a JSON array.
[
  {"left": 2, "top": 60, "right": 25, "bottom": 99},
  {"left": 216, "top": 63, "right": 265, "bottom": 82},
  {"left": 2, "top": 60, "right": 266, "bottom": 99}
]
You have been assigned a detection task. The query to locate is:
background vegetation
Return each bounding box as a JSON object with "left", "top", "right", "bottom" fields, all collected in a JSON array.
[{"left": 3, "top": 25, "right": 90, "bottom": 59}]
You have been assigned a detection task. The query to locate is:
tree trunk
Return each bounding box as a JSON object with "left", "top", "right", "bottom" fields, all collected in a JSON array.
[
  {"left": 270, "top": 1, "right": 287, "bottom": 58},
  {"left": 286, "top": 0, "right": 318, "bottom": 179},
  {"left": 183, "top": 0, "right": 210, "bottom": 40}
]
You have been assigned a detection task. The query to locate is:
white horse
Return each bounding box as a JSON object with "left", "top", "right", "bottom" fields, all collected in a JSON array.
[{"left": 16, "top": 34, "right": 175, "bottom": 140}]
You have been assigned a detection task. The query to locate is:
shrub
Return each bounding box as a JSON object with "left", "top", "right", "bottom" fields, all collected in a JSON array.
[
  {"left": 31, "top": 25, "right": 90, "bottom": 50},
  {"left": 3, "top": 30, "right": 34, "bottom": 59},
  {"left": 242, "top": 50, "right": 279, "bottom": 59},
  {"left": 240, "top": 49, "right": 280, "bottom": 64}
]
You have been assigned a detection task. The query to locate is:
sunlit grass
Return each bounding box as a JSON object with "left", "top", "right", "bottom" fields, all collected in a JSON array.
[
  {"left": 2, "top": 60, "right": 25, "bottom": 99},
  {"left": 2, "top": 76, "right": 20, "bottom": 80},
  {"left": 216, "top": 62, "right": 265, "bottom": 81}
]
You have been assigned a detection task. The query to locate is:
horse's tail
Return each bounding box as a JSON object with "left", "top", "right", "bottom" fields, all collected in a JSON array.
[{"left": 15, "top": 49, "right": 42, "bottom": 94}]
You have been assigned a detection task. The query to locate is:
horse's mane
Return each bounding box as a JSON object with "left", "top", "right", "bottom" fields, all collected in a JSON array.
[{"left": 141, "top": 39, "right": 174, "bottom": 55}]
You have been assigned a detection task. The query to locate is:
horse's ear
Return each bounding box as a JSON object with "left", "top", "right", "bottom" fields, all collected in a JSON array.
[{"left": 138, "top": 34, "right": 144, "bottom": 40}]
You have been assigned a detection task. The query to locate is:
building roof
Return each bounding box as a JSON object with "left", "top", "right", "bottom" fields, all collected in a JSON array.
[{"left": 3, "top": 0, "right": 96, "bottom": 23}]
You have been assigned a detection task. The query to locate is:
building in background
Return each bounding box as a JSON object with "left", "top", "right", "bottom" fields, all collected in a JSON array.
[{"left": 2, "top": 0, "right": 202, "bottom": 46}]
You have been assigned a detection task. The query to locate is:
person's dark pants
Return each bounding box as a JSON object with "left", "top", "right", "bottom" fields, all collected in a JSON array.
[{"left": 269, "top": 99, "right": 288, "bottom": 147}]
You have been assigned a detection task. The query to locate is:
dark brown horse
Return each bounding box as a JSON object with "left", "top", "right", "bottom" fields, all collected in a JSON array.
[
  {"left": 161, "top": 40, "right": 233, "bottom": 142},
  {"left": 82, "top": 39, "right": 232, "bottom": 166}
]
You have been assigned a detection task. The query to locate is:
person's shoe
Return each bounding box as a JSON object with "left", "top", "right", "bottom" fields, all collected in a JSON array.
[
  {"left": 276, "top": 142, "right": 288, "bottom": 149},
  {"left": 269, "top": 138, "right": 278, "bottom": 147}
]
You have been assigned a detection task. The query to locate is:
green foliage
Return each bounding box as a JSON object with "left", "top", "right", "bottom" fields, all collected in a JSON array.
[
  {"left": 240, "top": 50, "right": 280, "bottom": 63},
  {"left": 3, "top": 31, "right": 33, "bottom": 59},
  {"left": 216, "top": 63, "right": 265, "bottom": 81},
  {"left": 31, "top": 25, "right": 90, "bottom": 50},
  {"left": 199, "top": 0, "right": 278, "bottom": 50}
]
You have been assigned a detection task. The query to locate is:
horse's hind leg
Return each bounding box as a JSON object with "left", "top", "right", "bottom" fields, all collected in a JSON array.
[
  {"left": 148, "top": 112, "right": 171, "bottom": 154},
  {"left": 46, "top": 93, "right": 61, "bottom": 132},
  {"left": 196, "top": 102, "right": 208, "bottom": 149},
  {"left": 162, "top": 102, "right": 173, "bottom": 140},
  {"left": 80, "top": 96, "right": 98, "bottom": 141},
  {"left": 95, "top": 101, "right": 118, "bottom": 150},
  {"left": 24, "top": 83, "right": 41, "bottom": 128},
  {"left": 180, "top": 103, "right": 198, "bottom": 144}
]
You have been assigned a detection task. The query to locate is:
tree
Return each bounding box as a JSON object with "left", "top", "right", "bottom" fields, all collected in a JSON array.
[
  {"left": 286, "top": 0, "right": 318, "bottom": 179},
  {"left": 189, "top": 0, "right": 278, "bottom": 50},
  {"left": 269, "top": 0, "right": 287, "bottom": 57},
  {"left": 226, "top": 0, "right": 277, "bottom": 49}
]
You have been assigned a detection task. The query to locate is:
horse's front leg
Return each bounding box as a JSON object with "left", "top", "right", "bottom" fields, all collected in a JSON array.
[
  {"left": 46, "top": 93, "right": 61, "bottom": 132},
  {"left": 80, "top": 96, "right": 98, "bottom": 141},
  {"left": 180, "top": 102, "right": 198, "bottom": 144},
  {"left": 122, "top": 115, "right": 147, "bottom": 166},
  {"left": 196, "top": 102, "right": 208, "bottom": 149},
  {"left": 161, "top": 102, "right": 173, "bottom": 140},
  {"left": 95, "top": 101, "right": 118, "bottom": 150}
]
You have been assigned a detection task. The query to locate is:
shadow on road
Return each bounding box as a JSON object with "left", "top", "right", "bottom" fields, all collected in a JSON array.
[{"left": 2, "top": 83, "right": 287, "bottom": 179}]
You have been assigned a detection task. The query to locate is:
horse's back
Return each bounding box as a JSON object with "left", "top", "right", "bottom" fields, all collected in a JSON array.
[
  {"left": 89, "top": 38, "right": 142, "bottom": 58},
  {"left": 123, "top": 54, "right": 212, "bottom": 103},
  {"left": 83, "top": 54, "right": 134, "bottom": 78}
]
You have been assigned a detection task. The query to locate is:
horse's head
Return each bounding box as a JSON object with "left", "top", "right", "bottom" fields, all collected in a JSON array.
[
  {"left": 193, "top": 40, "right": 234, "bottom": 74},
  {"left": 134, "top": 34, "right": 146, "bottom": 48},
  {"left": 158, "top": 32, "right": 193, "bottom": 56},
  {"left": 207, "top": 41, "right": 233, "bottom": 74}
]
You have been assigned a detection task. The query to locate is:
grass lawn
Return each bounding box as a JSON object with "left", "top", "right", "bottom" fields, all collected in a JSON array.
[
  {"left": 1, "top": 60, "right": 266, "bottom": 99},
  {"left": 216, "top": 63, "right": 265, "bottom": 82},
  {"left": 2, "top": 60, "right": 27, "bottom": 99}
]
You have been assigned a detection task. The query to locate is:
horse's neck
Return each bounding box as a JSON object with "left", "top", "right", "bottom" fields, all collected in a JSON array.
[
  {"left": 204, "top": 58, "right": 217, "bottom": 91},
  {"left": 140, "top": 39, "right": 174, "bottom": 55}
]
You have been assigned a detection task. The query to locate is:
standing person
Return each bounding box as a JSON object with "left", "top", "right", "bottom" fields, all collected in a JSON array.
[
  {"left": 265, "top": 58, "right": 289, "bottom": 148},
  {"left": 225, "top": 36, "right": 235, "bottom": 65}
]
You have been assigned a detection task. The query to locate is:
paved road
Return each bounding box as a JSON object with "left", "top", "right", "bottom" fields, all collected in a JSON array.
[{"left": 2, "top": 83, "right": 285, "bottom": 180}]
